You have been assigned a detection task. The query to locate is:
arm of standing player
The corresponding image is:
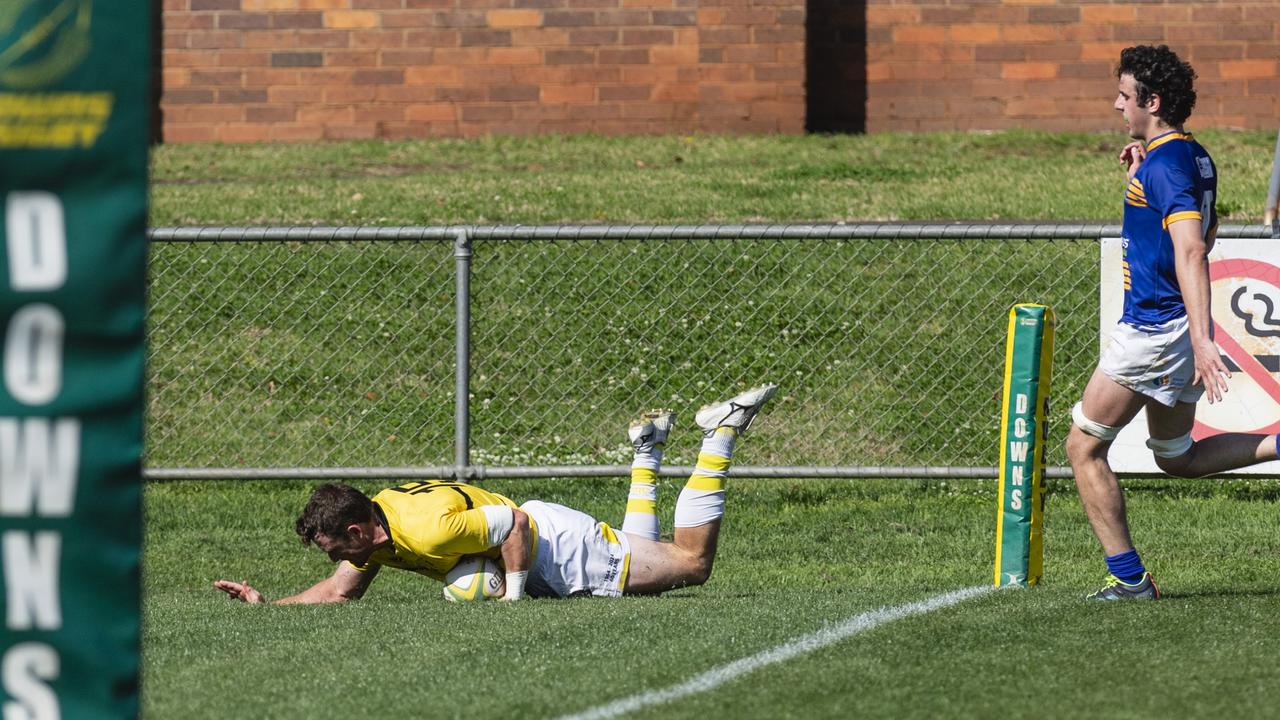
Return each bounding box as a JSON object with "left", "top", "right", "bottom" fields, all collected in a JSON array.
[
  {"left": 498, "top": 507, "right": 531, "bottom": 601},
  {"left": 1169, "top": 218, "right": 1230, "bottom": 403},
  {"left": 213, "top": 561, "right": 379, "bottom": 605}
]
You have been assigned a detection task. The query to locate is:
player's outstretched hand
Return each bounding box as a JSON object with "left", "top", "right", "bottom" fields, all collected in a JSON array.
[
  {"left": 214, "top": 579, "right": 267, "bottom": 604},
  {"left": 1191, "top": 336, "right": 1231, "bottom": 404},
  {"left": 1119, "top": 141, "right": 1146, "bottom": 179}
]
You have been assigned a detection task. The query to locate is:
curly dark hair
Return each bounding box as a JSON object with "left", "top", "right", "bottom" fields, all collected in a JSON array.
[
  {"left": 1117, "top": 45, "right": 1197, "bottom": 127},
  {"left": 295, "top": 483, "right": 373, "bottom": 545}
]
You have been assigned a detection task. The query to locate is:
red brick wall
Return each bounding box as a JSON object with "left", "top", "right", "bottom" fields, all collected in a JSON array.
[
  {"left": 160, "top": 0, "right": 806, "bottom": 142},
  {"left": 160, "top": 2, "right": 1279, "bottom": 142},
  {"left": 866, "top": 1, "right": 1280, "bottom": 132}
]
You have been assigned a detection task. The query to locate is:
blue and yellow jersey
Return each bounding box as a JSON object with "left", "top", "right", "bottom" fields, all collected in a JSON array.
[
  {"left": 351, "top": 481, "right": 519, "bottom": 581},
  {"left": 1120, "top": 131, "right": 1217, "bottom": 327}
]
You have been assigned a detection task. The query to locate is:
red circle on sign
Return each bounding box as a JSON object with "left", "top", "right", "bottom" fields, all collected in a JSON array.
[{"left": 1193, "top": 258, "right": 1280, "bottom": 439}]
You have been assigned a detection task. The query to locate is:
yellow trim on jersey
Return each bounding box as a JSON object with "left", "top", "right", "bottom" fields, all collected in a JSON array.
[
  {"left": 1125, "top": 178, "right": 1147, "bottom": 207},
  {"left": 1163, "top": 210, "right": 1202, "bottom": 229},
  {"left": 1145, "top": 131, "right": 1191, "bottom": 154}
]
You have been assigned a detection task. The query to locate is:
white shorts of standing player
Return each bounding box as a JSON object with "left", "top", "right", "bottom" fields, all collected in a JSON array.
[
  {"left": 1076, "top": 315, "right": 1200, "bottom": 460},
  {"left": 1098, "top": 315, "right": 1204, "bottom": 407}
]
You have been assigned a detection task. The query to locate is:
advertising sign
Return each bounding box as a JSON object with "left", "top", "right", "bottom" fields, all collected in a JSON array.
[{"left": 1101, "top": 238, "right": 1280, "bottom": 474}]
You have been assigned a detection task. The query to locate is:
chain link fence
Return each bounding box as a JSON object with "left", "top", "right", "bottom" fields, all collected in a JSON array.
[
  {"left": 147, "top": 237, "right": 456, "bottom": 471},
  {"left": 146, "top": 224, "right": 1271, "bottom": 480}
]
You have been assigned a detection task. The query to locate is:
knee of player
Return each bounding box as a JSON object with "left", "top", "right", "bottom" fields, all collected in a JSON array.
[
  {"left": 682, "top": 555, "right": 714, "bottom": 587},
  {"left": 1064, "top": 427, "right": 1095, "bottom": 461},
  {"left": 688, "top": 567, "right": 713, "bottom": 587},
  {"left": 1067, "top": 402, "right": 1121, "bottom": 460},
  {"left": 1153, "top": 456, "right": 1198, "bottom": 478},
  {"left": 1149, "top": 434, "right": 1197, "bottom": 477}
]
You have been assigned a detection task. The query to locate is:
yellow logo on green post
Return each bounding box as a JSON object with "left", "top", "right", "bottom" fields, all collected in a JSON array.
[{"left": 0, "top": 0, "right": 93, "bottom": 89}]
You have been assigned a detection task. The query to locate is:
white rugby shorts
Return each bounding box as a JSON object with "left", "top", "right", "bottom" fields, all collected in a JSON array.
[
  {"left": 1099, "top": 315, "right": 1205, "bottom": 407},
  {"left": 520, "top": 500, "right": 631, "bottom": 598}
]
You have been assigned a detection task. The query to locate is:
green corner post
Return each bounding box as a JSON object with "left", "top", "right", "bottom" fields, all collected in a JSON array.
[
  {"left": 994, "top": 304, "right": 1054, "bottom": 588},
  {"left": 1, "top": 3, "right": 150, "bottom": 717}
]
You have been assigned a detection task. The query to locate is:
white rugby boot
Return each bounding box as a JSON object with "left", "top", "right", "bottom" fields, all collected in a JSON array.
[
  {"left": 628, "top": 409, "right": 676, "bottom": 451},
  {"left": 694, "top": 383, "right": 778, "bottom": 436}
]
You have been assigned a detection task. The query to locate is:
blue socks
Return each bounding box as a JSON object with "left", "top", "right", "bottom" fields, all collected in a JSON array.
[{"left": 1105, "top": 549, "right": 1147, "bottom": 584}]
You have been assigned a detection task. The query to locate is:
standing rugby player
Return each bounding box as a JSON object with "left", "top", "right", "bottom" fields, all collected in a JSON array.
[{"left": 1066, "top": 45, "right": 1279, "bottom": 601}]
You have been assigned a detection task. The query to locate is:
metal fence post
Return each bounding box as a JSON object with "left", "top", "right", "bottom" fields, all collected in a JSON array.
[{"left": 454, "top": 226, "right": 472, "bottom": 480}]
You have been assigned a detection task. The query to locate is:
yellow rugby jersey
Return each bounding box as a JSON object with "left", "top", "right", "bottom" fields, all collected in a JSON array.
[{"left": 351, "top": 481, "right": 519, "bottom": 582}]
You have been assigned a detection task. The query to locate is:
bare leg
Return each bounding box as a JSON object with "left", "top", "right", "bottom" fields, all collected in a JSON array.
[
  {"left": 624, "top": 521, "right": 720, "bottom": 595},
  {"left": 1066, "top": 369, "right": 1147, "bottom": 556},
  {"left": 1147, "top": 400, "right": 1278, "bottom": 477}
]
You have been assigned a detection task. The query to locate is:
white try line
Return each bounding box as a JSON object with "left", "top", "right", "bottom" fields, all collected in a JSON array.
[{"left": 557, "top": 585, "right": 994, "bottom": 720}]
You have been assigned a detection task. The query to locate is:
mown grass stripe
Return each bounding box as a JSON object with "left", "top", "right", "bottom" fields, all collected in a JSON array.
[{"left": 558, "top": 585, "right": 994, "bottom": 720}]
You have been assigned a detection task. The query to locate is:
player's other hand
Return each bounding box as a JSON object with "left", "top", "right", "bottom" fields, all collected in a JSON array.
[
  {"left": 1119, "top": 141, "right": 1146, "bottom": 179},
  {"left": 214, "top": 579, "right": 267, "bottom": 604},
  {"left": 1191, "top": 336, "right": 1231, "bottom": 404}
]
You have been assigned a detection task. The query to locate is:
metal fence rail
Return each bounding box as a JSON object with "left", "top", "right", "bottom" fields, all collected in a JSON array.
[
  {"left": 146, "top": 223, "right": 1279, "bottom": 241},
  {"left": 145, "top": 223, "right": 1274, "bottom": 481}
]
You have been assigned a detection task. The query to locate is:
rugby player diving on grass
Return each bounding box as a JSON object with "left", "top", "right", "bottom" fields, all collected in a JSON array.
[
  {"left": 214, "top": 384, "right": 777, "bottom": 604},
  {"left": 1066, "top": 45, "right": 1280, "bottom": 601}
]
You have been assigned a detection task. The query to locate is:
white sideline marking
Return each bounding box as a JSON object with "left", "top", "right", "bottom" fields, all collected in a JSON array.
[{"left": 558, "top": 585, "right": 994, "bottom": 720}]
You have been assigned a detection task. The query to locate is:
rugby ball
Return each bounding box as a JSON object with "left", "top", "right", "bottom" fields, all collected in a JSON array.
[{"left": 442, "top": 557, "right": 505, "bottom": 602}]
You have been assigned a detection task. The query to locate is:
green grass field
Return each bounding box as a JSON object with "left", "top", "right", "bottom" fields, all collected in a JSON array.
[
  {"left": 151, "top": 129, "right": 1275, "bottom": 225},
  {"left": 145, "top": 478, "right": 1280, "bottom": 719},
  {"left": 144, "top": 131, "right": 1280, "bottom": 718}
]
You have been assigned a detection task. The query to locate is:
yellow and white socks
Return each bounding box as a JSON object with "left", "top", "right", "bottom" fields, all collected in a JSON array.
[
  {"left": 674, "top": 427, "right": 737, "bottom": 528},
  {"left": 622, "top": 440, "right": 662, "bottom": 541}
]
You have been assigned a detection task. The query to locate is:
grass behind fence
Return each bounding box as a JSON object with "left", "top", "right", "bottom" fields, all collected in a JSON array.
[
  {"left": 147, "top": 241, "right": 457, "bottom": 467},
  {"left": 150, "top": 130, "right": 1277, "bottom": 226},
  {"left": 147, "top": 130, "right": 1277, "bottom": 470},
  {"left": 146, "top": 235, "right": 1100, "bottom": 469}
]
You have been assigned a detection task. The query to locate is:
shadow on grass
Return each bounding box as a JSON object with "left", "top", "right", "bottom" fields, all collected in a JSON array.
[{"left": 1157, "top": 588, "right": 1280, "bottom": 601}]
